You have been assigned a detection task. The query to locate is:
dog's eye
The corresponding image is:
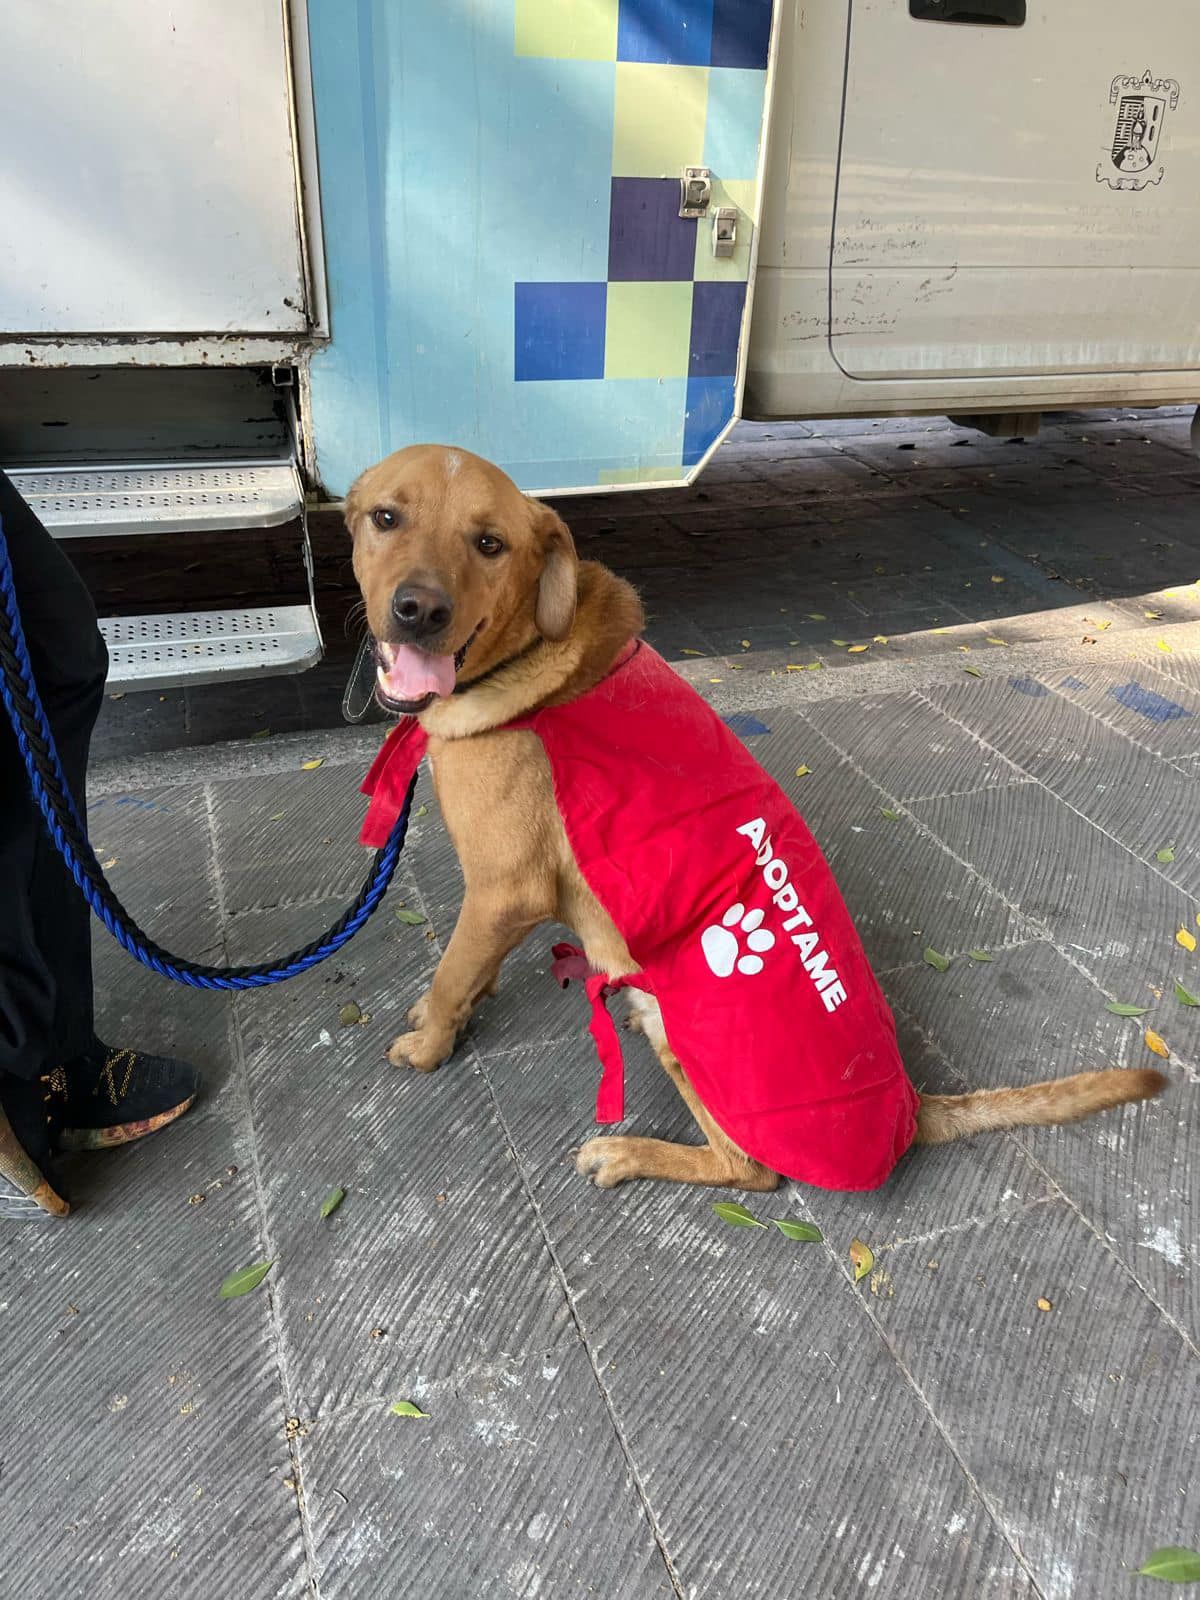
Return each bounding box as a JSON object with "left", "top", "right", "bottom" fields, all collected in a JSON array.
[
  {"left": 476, "top": 533, "right": 504, "bottom": 558},
  {"left": 371, "top": 507, "right": 399, "bottom": 531}
]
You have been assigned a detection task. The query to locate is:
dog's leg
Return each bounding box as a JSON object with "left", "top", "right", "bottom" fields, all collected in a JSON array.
[
  {"left": 388, "top": 896, "right": 533, "bottom": 1071},
  {"left": 576, "top": 997, "right": 780, "bottom": 1192}
]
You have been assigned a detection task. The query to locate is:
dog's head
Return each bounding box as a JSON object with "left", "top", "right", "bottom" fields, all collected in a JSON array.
[{"left": 345, "top": 445, "right": 578, "bottom": 714}]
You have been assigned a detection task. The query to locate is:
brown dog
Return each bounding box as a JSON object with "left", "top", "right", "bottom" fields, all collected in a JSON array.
[{"left": 345, "top": 444, "right": 1166, "bottom": 1192}]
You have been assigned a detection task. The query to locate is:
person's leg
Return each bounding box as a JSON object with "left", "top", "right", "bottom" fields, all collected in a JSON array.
[
  {"left": 0, "top": 473, "right": 201, "bottom": 1219},
  {"left": 0, "top": 468, "right": 107, "bottom": 1085}
]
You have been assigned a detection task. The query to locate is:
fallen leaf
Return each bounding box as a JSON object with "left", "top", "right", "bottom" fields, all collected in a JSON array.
[
  {"left": 301, "top": 758, "right": 324, "bottom": 771},
  {"left": 219, "top": 1260, "right": 274, "bottom": 1300},
  {"left": 338, "top": 1001, "right": 363, "bottom": 1027},
  {"left": 807, "top": 612, "right": 826, "bottom": 621},
  {"left": 873, "top": 635, "right": 889, "bottom": 645},
  {"left": 1144, "top": 609, "right": 1164, "bottom": 620},
  {"left": 795, "top": 765, "right": 812, "bottom": 777},
  {"left": 251, "top": 729, "right": 272, "bottom": 741},
  {"left": 806, "top": 662, "right": 824, "bottom": 671},
  {"left": 923, "top": 947, "right": 950, "bottom": 972},
  {"left": 880, "top": 807, "right": 901, "bottom": 821},
  {"left": 680, "top": 648, "right": 703, "bottom": 656},
  {"left": 847, "top": 644, "right": 869, "bottom": 654},
  {"left": 831, "top": 639, "right": 849, "bottom": 647},
  {"left": 319, "top": 1187, "right": 346, "bottom": 1219},
  {"left": 414, "top": 804, "right": 428, "bottom": 818},
  {"left": 1144, "top": 1028, "right": 1170, "bottom": 1059},
  {"left": 849, "top": 1238, "right": 874, "bottom": 1282},
  {"left": 1156, "top": 639, "right": 1173, "bottom": 653},
  {"left": 990, "top": 575, "right": 1005, "bottom": 584},
  {"left": 1174, "top": 980, "right": 1200, "bottom": 1007},
  {"left": 712, "top": 1201, "right": 766, "bottom": 1229},
  {"left": 740, "top": 639, "right": 751, "bottom": 649},
  {"left": 785, "top": 663, "right": 806, "bottom": 672},
  {"left": 1156, "top": 842, "right": 1176, "bottom": 863},
  {"left": 389, "top": 1400, "right": 430, "bottom": 1419},
  {"left": 986, "top": 637, "right": 1007, "bottom": 646},
  {"left": 1036, "top": 1297, "right": 1052, "bottom": 1312},
  {"left": 968, "top": 949, "right": 994, "bottom": 962},
  {"left": 1176, "top": 927, "right": 1197, "bottom": 952},
  {"left": 773, "top": 1219, "right": 823, "bottom": 1242},
  {"left": 963, "top": 667, "right": 983, "bottom": 677},
  {"left": 1105, "top": 1001, "right": 1149, "bottom": 1016},
  {"left": 931, "top": 627, "right": 950, "bottom": 635},
  {"left": 269, "top": 812, "right": 286, "bottom": 822},
  {"left": 394, "top": 908, "right": 426, "bottom": 925},
  {"left": 100, "top": 857, "right": 118, "bottom": 871},
  {"left": 1137, "top": 1547, "right": 1200, "bottom": 1584}
]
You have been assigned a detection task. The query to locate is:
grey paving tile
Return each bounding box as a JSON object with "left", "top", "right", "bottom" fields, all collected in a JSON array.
[
  {"left": 301, "top": 1345, "right": 675, "bottom": 1600},
  {"left": 863, "top": 1201, "right": 1199, "bottom": 1599},
  {"left": 225, "top": 898, "right": 573, "bottom": 1414},
  {"left": 0, "top": 1070, "right": 307, "bottom": 1600},
  {"left": 209, "top": 757, "right": 394, "bottom": 914},
  {"left": 487, "top": 1038, "right": 1039, "bottom": 1600},
  {"left": 881, "top": 942, "right": 1198, "bottom": 1342},
  {"left": 1051, "top": 663, "right": 1200, "bottom": 760},
  {"left": 798, "top": 689, "right": 1024, "bottom": 802},
  {"left": 908, "top": 783, "right": 1196, "bottom": 995},
  {"left": 923, "top": 675, "right": 1200, "bottom": 894}
]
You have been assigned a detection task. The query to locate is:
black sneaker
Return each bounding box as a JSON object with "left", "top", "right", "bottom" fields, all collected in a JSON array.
[{"left": 51, "top": 1041, "right": 201, "bottom": 1152}]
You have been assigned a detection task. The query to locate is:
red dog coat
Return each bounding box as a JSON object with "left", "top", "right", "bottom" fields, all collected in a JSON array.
[{"left": 361, "top": 643, "right": 918, "bottom": 1190}]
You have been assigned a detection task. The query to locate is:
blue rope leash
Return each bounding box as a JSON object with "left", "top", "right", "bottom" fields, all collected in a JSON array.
[{"left": 0, "top": 511, "right": 410, "bottom": 989}]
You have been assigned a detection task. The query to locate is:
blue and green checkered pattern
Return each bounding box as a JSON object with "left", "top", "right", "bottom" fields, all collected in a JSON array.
[
  {"left": 307, "top": 0, "right": 773, "bottom": 496},
  {"left": 514, "top": 0, "right": 769, "bottom": 473}
]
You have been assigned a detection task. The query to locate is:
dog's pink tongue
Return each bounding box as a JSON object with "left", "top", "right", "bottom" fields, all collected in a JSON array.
[{"left": 380, "top": 645, "right": 456, "bottom": 702}]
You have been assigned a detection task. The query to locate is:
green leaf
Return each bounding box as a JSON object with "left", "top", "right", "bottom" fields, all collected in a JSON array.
[
  {"left": 1137, "top": 1546, "right": 1200, "bottom": 1583},
  {"left": 389, "top": 1400, "right": 430, "bottom": 1419},
  {"left": 394, "top": 908, "right": 426, "bottom": 926},
  {"left": 773, "top": 1219, "right": 823, "bottom": 1242},
  {"left": 338, "top": 1001, "right": 363, "bottom": 1027},
  {"left": 968, "top": 949, "right": 994, "bottom": 962},
  {"left": 880, "top": 807, "right": 901, "bottom": 821},
  {"left": 1156, "top": 842, "right": 1177, "bottom": 863},
  {"left": 219, "top": 1260, "right": 274, "bottom": 1300},
  {"left": 414, "top": 805, "right": 428, "bottom": 818},
  {"left": 923, "top": 947, "right": 951, "bottom": 972},
  {"left": 712, "top": 1201, "right": 767, "bottom": 1229},
  {"left": 963, "top": 666, "right": 983, "bottom": 677},
  {"left": 1174, "top": 981, "right": 1200, "bottom": 1008},
  {"left": 319, "top": 1187, "right": 346, "bottom": 1219},
  {"left": 831, "top": 638, "right": 849, "bottom": 647},
  {"left": 849, "top": 1238, "right": 874, "bottom": 1282},
  {"left": 1105, "top": 1001, "right": 1149, "bottom": 1017}
]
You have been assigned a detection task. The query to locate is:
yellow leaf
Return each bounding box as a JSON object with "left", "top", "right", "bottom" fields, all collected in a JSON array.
[
  {"left": 991, "top": 575, "right": 1005, "bottom": 584},
  {"left": 301, "top": 759, "right": 324, "bottom": 771},
  {"left": 848, "top": 644, "right": 869, "bottom": 654},
  {"left": 1144, "top": 610, "right": 1163, "bottom": 620},
  {"left": 873, "top": 635, "right": 889, "bottom": 645},
  {"left": 1036, "top": 1297, "right": 1052, "bottom": 1313},
  {"left": 849, "top": 1238, "right": 874, "bottom": 1283},
  {"left": 795, "top": 765, "right": 812, "bottom": 777},
  {"left": 1144, "top": 1029, "right": 1170, "bottom": 1059},
  {"left": 986, "top": 637, "right": 1007, "bottom": 646},
  {"left": 932, "top": 627, "right": 950, "bottom": 635},
  {"left": 707, "top": 677, "right": 723, "bottom": 683},
  {"left": 785, "top": 664, "right": 805, "bottom": 672},
  {"left": 740, "top": 639, "right": 751, "bottom": 649},
  {"left": 807, "top": 612, "right": 826, "bottom": 620},
  {"left": 1176, "top": 927, "right": 1197, "bottom": 952},
  {"left": 1156, "top": 639, "right": 1173, "bottom": 653},
  {"left": 680, "top": 648, "right": 702, "bottom": 656}
]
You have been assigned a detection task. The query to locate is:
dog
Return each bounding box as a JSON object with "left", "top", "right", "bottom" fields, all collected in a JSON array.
[{"left": 346, "top": 443, "right": 1167, "bottom": 1193}]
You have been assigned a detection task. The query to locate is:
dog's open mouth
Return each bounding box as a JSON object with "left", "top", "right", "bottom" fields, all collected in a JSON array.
[{"left": 374, "top": 627, "right": 481, "bottom": 715}]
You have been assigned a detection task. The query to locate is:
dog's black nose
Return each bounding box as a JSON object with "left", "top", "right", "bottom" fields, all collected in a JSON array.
[{"left": 391, "top": 583, "right": 454, "bottom": 639}]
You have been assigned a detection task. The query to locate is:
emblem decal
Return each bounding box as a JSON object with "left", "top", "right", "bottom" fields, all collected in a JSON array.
[{"left": 1097, "top": 69, "right": 1180, "bottom": 190}]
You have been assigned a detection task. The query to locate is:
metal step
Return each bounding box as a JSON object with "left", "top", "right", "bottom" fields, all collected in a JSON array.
[
  {"left": 9, "top": 460, "right": 303, "bottom": 538},
  {"left": 100, "top": 605, "right": 322, "bottom": 692}
]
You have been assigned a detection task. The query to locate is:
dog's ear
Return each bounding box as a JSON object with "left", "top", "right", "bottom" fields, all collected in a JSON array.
[
  {"left": 343, "top": 470, "right": 367, "bottom": 534},
  {"left": 531, "top": 502, "right": 578, "bottom": 642}
]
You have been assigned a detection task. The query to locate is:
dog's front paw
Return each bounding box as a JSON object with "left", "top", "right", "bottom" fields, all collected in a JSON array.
[
  {"left": 387, "top": 1027, "right": 454, "bottom": 1073},
  {"left": 406, "top": 991, "right": 432, "bottom": 1030},
  {"left": 575, "top": 1136, "right": 634, "bottom": 1190}
]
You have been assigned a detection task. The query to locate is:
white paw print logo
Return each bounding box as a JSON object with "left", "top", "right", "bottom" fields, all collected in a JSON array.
[{"left": 701, "top": 903, "right": 776, "bottom": 978}]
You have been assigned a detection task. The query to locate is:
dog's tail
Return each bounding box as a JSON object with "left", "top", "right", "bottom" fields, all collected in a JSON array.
[{"left": 914, "top": 1067, "right": 1168, "bottom": 1146}]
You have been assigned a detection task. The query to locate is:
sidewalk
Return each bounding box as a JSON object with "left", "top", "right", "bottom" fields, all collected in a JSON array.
[{"left": 4, "top": 412, "right": 1199, "bottom": 1599}]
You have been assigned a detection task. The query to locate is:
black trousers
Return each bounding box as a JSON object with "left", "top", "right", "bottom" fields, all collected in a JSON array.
[{"left": 0, "top": 470, "right": 107, "bottom": 1081}]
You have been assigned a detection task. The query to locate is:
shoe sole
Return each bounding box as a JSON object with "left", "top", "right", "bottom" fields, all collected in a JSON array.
[{"left": 58, "top": 1094, "right": 196, "bottom": 1153}]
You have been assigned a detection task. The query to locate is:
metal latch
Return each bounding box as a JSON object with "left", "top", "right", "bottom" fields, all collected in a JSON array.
[
  {"left": 712, "top": 207, "right": 737, "bottom": 258},
  {"left": 679, "top": 166, "right": 712, "bottom": 218}
]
